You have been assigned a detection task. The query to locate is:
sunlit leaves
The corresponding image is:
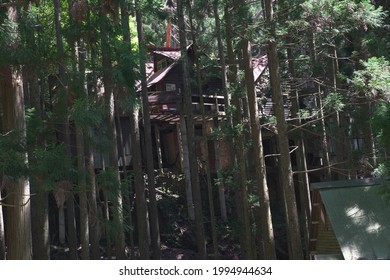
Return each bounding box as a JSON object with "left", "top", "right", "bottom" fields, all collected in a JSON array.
[
  {"left": 373, "top": 162, "right": 390, "bottom": 177},
  {"left": 371, "top": 102, "right": 390, "bottom": 148},
  {"left": 353, "top": 57, "right": 390, "bottom": 99},
  {"left": 301, "top": 0, "right": 385, "bottom": 32},
  {"left": 323, "top": 92, "right": 345, "bottom": 112}
]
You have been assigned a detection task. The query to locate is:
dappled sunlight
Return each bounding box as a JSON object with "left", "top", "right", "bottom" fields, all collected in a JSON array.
[
  {"left": 345, "top": 205, "right": 382, "bottom": 235},
  {"left": 366, "top": 222, "right": 381, "bottom": 234},
  {"left": 345, "top": 205, "right": 366, "bottom": 221},
  {"left": 320, "top": 183, "right": 390, "bottom": 260}
]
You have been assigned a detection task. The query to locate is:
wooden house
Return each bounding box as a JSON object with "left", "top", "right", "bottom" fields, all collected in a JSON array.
[{"left": 143, "top": 44, "right": 269, "bottom": 172}]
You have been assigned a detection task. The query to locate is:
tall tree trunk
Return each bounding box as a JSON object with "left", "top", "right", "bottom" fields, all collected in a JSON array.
[
  {"left": 351, "top": 33, "right": 377, "bottom": 169},
  {"left": 66, "top": 193, "right": 78, "bottom": 259},
  {"left": 134, "top": 0, "right": 161, "bottom": 259},
  {"left": 177, "top": 0, "right": 207, "bottom": 259},
  {"left": 224, "top": 1, "right": 253, "bottom": 259},
  {"left": 86, "top": 37, "right": 101, "bottom": 260},
  {"left": 98, "top": 0, "right": 126, "bottom": 259},
  {"left": 117, "top": 0, "right": 150, "bottom": 260},
  {"left": 76, "top": 125, "right": 89, "bottom": 259},
  {"left": 213, "top": 120, "right": 228, "bottom": 222},
  {"left": 328, "top": 44, "right": 349, "bottom": 180},
  {"left": 0, "top": 4, "right": 32, "bottom": 260},
  {"left": 101, "top": 161, "right": 112, "bottom": 259},
  {"left": 154, "top": 125, "right": 163, "bottom": 173},
  {"left": 213, "top": 0, "right": 230, "bottom": 222},
  {"left": 129, "top": 105, "right": 150, "bottom": 259},
  {"left": 0, "top": 65, "right": 32, "bottom": 259},
  {"left": 29, "top": 145, "right": 50, "bottom": 257},
  {"left": 86, "top": 128, "right": 100, "bottom": 259},
  {"left": 53, "top": 0, "right": 78, "bottom": 258},
  {"left": 241, "top": 37, "right": 276, "bottom": 259},
  {"left": 21, "top": 5, "right": 50, "bottom": 259},
  {"left": 0, "top": 190, "right": 5, "bottom": 259},
  {"left": 187, "top": 4, "right": 219, "bottom": 258},
  {"left": 178, "top": 118, "right": 195, "bottom": 220},
  {"left": 278, "top": 0, "right": 310, "bottom": 257},
  {"left": 286, "top": 45, "right": 311, "bottom": 259},
  {"left": 67, "top": 0, "right": 91, "bottom": 258},
  {"left": 114, "top": 103, "right": 135, "bottom": 259},
  {"left": 317, "top": 87, "right": 332, "bottom": 180},
  {"left": 264, "top": 0, "right": 303, "bottom": 260},
  {"left": 58, "top": 205, "right": 66, "bottom": 245},
  {"left": 75, "top": 45, "right": 90, "bottom": 259}
]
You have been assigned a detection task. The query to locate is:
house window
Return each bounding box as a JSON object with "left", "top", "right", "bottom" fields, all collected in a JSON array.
[{"left": 166, "top": 83, "right": 176, "bottom": 91}]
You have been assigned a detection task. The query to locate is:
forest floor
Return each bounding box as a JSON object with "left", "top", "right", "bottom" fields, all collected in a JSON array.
[
  {"left": 48, "top": 172, "right": 288, "bottom": 260},
  {"left": 49, "top": 242, "right": 241, "bottom": 260}
]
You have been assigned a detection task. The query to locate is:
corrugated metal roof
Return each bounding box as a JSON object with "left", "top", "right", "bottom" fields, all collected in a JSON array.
[
  {"left": 313, "top": 178, "right": 390, "bottom": 260},
  {"left": 147, "top": 62, "right": 178, "bottom": 88}
]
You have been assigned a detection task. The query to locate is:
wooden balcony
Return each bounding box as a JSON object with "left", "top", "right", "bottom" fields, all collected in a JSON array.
[{"left": 146, "top": 90, "right": 226, "bottom": 124}]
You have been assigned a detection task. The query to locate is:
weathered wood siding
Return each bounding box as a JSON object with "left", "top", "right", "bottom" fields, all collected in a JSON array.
[{"left": 309, "top": 190, "right": 342, "bottom": 257}]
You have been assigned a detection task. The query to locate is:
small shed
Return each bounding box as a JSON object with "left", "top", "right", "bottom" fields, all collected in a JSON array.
[{"left": 309, "top": 178, "right": 390, "bottom": 260}]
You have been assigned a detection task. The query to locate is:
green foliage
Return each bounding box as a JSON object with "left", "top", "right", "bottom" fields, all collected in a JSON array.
[
  {"left": 120, "top": 174, "right": 134, "bottom": 198},
  {"left": 297, "top": 108, "right": 311, "bottom": 119},
  {"left": 31, "top": 144, "right": 76, "bottom": 188},
  {"left": 71, "top": 95, "right": 105, "bottom": 129},
  {"left": 139, "top": 0, "right": 168, "bottom": 46},
  {"left": 373, "top": 163, "right": 390, "bottom": 177},
  {"left": 262, "top": 115, "right": 277, "bottom": 126},
  {"left": 323, "top": 92, "right": 345, "bottom": 112},
  {"left": 97, "top": 167, "right": 120, "bottom": 193},
  {"left": 214, "top": 165, "right": 235, "bottom": 190},
  {"left": 233, "top": 123, "right": 245, "bottom": 136},
  {"left": 371, "top": 102, "right": 390, "bottom": 148},
  {"left": 0, "top": 16, "right": 19, "bottom": 65},
  {"left": 209, "top": 127, "right": 224, "bottom": 141},
  {"left": 301, "top": 0, "right": 385, "bottom": 32},
  {"left": 25, "top": 107, "right": 44, "bottom": 146},
  {"left": 353, "top": 57, "right": 390, "bottom": 99},
  {"left": 112, "top": 40, "right": 141, "bottom": 110},
  {"left": 0, "top": 130, "right": 28, "bottom": 178}
]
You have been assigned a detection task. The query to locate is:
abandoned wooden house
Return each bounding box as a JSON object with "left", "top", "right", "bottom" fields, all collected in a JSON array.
[{"left": 135, "top": 44, "right": 271, "bottom": 173}]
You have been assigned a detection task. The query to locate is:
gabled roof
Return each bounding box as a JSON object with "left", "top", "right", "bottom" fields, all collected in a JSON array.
[
  {"left": 146, "top": 54, "right": 268, "bottom": 90},
  {"left": 147, "top": 61, "right": 178, "bottom": 88},
  {"left": 311, "top": 178, "right": 390, "bottom": 260}
]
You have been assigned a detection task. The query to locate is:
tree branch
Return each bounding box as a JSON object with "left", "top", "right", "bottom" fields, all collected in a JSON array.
[
  {"left": 293, "top": 161, "right": 348, "bottom": 175},
  {"left": 0, "top": 2, "right": 13, "bottom": 8}
]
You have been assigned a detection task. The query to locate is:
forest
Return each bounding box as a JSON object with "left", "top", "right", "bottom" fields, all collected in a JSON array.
[{"left": 0, "top": 0, "right": 389, "bottom": 260}]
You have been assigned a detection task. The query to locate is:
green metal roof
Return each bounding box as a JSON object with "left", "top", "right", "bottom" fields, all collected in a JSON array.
[{"left": 311, "top": 178, "right": 390, "bottom": 260}]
